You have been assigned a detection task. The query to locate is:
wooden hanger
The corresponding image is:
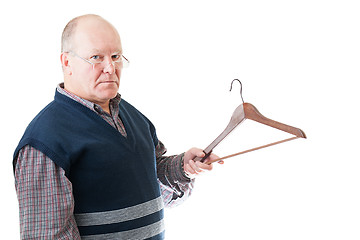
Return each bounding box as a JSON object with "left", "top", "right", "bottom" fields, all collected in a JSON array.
[{"left": 193, "top": 80, "right": 306, "bottom": 164}]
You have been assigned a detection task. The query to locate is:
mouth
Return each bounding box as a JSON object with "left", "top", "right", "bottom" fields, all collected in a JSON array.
[{"left": 98, "top": 80, "right": 118, "bottom": 85}]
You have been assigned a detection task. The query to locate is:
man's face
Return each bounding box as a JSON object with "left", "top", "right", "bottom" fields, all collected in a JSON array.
[{"left": 64, "top": 18, "right": 123, "bottom": 105}]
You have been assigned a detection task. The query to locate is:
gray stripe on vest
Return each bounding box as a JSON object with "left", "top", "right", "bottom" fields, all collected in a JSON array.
[
  {"left": 75, "top": 196, "right": 164, "bottom": 226},
  {"left": 81, "top": 219, "right": 165, "bottom": 240}
]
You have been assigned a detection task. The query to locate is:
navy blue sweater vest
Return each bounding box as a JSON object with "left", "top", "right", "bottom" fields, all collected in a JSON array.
[{"left": 14, "top": 91, "right": 165, "bottom": 239}]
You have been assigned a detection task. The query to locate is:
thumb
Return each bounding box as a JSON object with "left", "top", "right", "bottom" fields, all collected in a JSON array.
[{"left": 184, "top": 147, "right": 205, "bottom": 161}]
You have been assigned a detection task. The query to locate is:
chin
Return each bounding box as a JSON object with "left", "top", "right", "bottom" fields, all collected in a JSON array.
[
  {"left": 104, "top": 90, "right": 118, "bottom": 100},
  {"left": 111, "top": 88, "right": 120, "bottom": 97}
]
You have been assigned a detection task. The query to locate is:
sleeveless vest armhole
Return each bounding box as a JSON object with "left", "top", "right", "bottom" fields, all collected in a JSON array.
[{"left": 15, "top": 138, "right": 71, "bottom": 177}]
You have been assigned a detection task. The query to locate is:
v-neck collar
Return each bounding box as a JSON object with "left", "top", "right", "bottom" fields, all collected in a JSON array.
[{"left": 54, "top": 90, "right": 136, "bottom": 151}]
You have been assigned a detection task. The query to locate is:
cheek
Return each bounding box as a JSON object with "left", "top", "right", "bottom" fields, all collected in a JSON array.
[
  {"left": 115, "top": 68, "right": 122, "bottom": 80},
  {"left": 83, "top": 69, "right": 102, "bottom": 85},
  {"left": 73, "top": 65, "right": 94, "bottom": 79}
]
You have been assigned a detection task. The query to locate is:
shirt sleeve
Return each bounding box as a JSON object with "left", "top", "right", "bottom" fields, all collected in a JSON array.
[
  {"left": 14, "top": 145, "right": 81, "bottom": 239},
  {"left": 155, "top": 141, "right": 195, "bottom": 207}
]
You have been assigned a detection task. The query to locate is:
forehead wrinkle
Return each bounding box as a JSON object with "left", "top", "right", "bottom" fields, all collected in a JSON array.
[{"left": 89, "top": 48, "right": 123, "bottom": 55}]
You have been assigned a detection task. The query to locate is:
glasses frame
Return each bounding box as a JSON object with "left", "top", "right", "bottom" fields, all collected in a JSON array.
[{"left": 67, "top": 51, "right": 130, "bottom": 68}]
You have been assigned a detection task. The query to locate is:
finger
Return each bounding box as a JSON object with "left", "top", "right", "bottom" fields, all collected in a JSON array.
[
  {"left": 184, "top": 148, "right": 205, "bottom": 162},
  {"left": 209, "top": 153, "right": 220, "bottom": 161},
  {"left": 207, "top": 157, "right": 224, "bottom": 165},
  {"left": 202, "top": 152, "right": 219, "bottom": 163},
  {"left": 185, "top": 163, "right": 196, "bottom": 175},
  {"left": 196, "top": 161, "right": 213, "bottom": 171},
  {"left": 189, "top": 160, "right": 203, "bottom": 174},
  {"left": 192, "top": 148, "right": 205, "bottom": 158}
]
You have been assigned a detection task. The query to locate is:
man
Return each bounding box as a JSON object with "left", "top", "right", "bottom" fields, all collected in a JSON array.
[{"left": 13, "top": 14, "right": 220, "bottom": 239}]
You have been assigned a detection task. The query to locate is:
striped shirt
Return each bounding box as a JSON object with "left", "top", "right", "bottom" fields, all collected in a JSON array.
[{"left": 14, "top": 83, "right": 194, "bottom": 239}]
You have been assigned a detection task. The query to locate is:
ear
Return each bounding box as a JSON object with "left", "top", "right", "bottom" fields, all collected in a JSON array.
[{"left": 60, "top": 52, "right": 72, "bottom": 76}]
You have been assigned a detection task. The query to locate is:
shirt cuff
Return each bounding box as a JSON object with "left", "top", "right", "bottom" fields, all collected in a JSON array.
[{"left": 173, "top": 153, "right": 192, "bottom": 182}]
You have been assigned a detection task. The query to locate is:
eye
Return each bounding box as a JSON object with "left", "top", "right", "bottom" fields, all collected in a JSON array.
[
  {"left": 90, "top": 55, "right": 104, "bottom": 64},
  {"left": 91, "top": 55, "right": 100, "bottom": 60},
  {"left": 112, "top": 54, "right": 121, "bottom": 61}
]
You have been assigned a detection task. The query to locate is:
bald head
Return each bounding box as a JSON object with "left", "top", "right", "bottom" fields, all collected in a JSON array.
[{"left": 61, "top": 14, "right": 120, "bottom": 53}]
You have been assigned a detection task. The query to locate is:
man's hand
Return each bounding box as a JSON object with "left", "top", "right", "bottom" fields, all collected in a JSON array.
[{"left": 183, "top": 148, "right": 223, "bottom": 178}]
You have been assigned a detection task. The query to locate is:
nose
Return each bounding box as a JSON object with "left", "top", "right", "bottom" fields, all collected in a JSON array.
[{"left": 103, "top": 61, "right": 115, "bottom": 74}]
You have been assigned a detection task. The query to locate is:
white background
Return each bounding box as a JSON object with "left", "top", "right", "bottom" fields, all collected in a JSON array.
[{"left": 1, "top": 0, "right": 359, "bottom": 239}]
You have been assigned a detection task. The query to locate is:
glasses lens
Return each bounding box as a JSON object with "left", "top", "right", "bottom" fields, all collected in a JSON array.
[{"left": 71, "top": 52, "right": 129, "bottom": 69}]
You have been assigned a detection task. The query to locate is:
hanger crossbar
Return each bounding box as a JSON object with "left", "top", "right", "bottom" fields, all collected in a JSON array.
[{"left": 205, "top": 136, "right": 299, "bottom": 164}]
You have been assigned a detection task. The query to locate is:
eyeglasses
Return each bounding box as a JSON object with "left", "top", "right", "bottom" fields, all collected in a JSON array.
[{"left": 69, "top": 51, "right": 130, "bottom": 69}]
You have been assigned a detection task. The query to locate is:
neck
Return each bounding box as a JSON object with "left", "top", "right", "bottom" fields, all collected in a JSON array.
[
  {"left": 61, "top": 83, "right": 112, "bottom": 115},
  {"left": 97, "top": 101, "right": 111, "bottom": 115}
]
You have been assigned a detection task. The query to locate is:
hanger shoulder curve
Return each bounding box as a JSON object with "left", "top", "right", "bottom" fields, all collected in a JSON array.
[{"left": 243, "top": 103, "right": 306, "bottom": 138}]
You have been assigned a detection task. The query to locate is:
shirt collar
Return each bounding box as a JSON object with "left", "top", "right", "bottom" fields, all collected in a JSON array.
[{"left": 57, "top": 83, "right": 121, "bottom": 115}]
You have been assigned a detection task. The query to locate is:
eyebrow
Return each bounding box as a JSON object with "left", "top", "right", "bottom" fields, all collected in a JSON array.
[{"left": 90, "top": 49, "right": 123, "bottom": 55}]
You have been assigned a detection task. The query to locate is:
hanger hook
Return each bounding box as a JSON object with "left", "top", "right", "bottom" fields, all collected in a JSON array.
[{"left": 229, "top": 79, "right": 244, "bottom": 104}]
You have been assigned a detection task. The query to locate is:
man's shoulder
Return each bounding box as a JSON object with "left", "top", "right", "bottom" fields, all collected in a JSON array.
[
  {"left": 27, "top": 100, "right": 66, "bottom": 127},
  {"left": 120, "top": 99, "right": 153, "bottom": 123},
  {"left": 24, "top": 99, "right": 87, "bottom": 139}
]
